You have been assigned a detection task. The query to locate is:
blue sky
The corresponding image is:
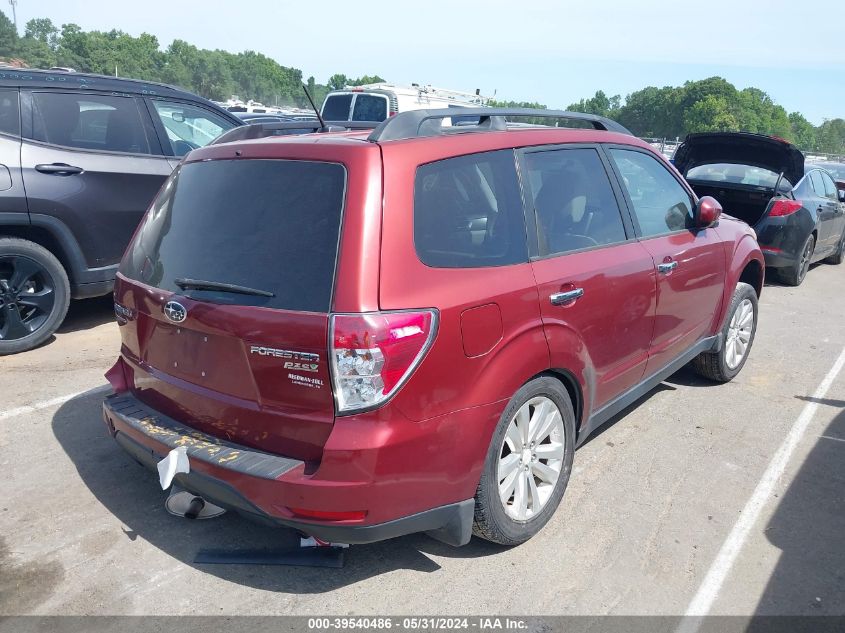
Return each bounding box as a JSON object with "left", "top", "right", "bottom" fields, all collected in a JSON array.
[{"left": 10, "top": 0, "right": 845, "bottom": 125}]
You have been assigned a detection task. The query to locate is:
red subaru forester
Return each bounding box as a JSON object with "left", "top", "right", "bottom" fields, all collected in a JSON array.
[{"left": 103, "top": 109, "right": 764, "bottom": 546}]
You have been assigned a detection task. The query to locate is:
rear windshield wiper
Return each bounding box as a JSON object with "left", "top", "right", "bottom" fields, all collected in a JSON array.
[{"left": 174, "top": 278, "right": 275, "bottom": 298}]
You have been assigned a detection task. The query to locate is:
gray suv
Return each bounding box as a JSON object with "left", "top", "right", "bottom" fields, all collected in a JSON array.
[{"left": 0, "top": 69, "right": 240, "bottom": 354}]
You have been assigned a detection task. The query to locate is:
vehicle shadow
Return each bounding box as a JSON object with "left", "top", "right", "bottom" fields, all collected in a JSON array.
[
  {"left": 51, "top": 388, "right": 508, "bottom": 592},
  {"left": 57, "top": 294, "right": 115, "bottom": 334},
  {"left": 747, "top": 399, "right": 845, "bottom": 620},
  {"left": 663, "top": 365, "right": 717, "bottom": 388},
  {"left": 577, "top": 382, "right": 676, "bottom": 448},
  {"left": 762, "top": 262, "right": 823, "bottom": 288}
]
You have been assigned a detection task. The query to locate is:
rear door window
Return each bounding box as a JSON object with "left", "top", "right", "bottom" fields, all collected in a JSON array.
[
  {"left": 322, "top": 94, "right": 353, "bottom": 121},
  {"left": 414, "top": 149, "right": 527, "bottom": 267},
  {"left": 149, "top": 100, "right": 235, "bottom": 157},
  {"left": 121, "top": 159, "right": 346, "bottom": 312},
  {"left": 352, "top": 94, "right": 387, "bottom": 122},
  {"left": 809, "top": 171, "right": 827, "bottom": 198},
  {"left": 609, "top": 148, "right": 694, "bottom": 237},
  {"left": 31, "top": 92, "right": 150, "bottom": 154},
  {"left": 0, "top": 89, "right": 19, "bottom": 136},
  {"left": 821, "top": 172, "right": 838, "bottom": 201},
  {"left": 523, "top": 148, "right": 628, "bottom": 255}
]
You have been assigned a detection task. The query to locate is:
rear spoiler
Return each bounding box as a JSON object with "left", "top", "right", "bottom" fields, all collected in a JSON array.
[{"left": 211, "top": 120, "right": 380, "bottom": 145}]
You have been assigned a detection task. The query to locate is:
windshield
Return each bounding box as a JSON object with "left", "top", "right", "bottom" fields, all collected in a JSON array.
[
  {"left": 121, "top": 159, "right": 346, "bottom": 312},
  {"left": 686, "top": 163, "right": 792, "bottom": 191}
]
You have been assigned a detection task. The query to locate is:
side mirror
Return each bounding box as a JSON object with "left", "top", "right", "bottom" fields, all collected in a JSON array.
[
  {"left": 696, "top": 196, "right": 722, "bottom": 228},
  {"left": 838, "top": 189, "right": 845, "bottom": 203}
]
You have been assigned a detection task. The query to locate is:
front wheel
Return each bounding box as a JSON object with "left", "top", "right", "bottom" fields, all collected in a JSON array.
[
  {"left": 472, "top": 377, "right": 575, "bottom": 546},
  {"left": 692, "top": 281, "right": 758, "bottom": 382},
  {"left": 0, "top": 237, "right": 70, "bottom": 355}
]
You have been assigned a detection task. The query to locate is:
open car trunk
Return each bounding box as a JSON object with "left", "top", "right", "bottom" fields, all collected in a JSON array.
[
  {"left": 675, "top": 132, "right": 804, "bottom": 227},
  {"left": 684, "top": 181, "right": 782, "bottom": 227}
]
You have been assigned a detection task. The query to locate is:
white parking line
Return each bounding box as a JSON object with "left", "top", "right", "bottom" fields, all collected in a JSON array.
[
  {"left": 677, "top": 345, "right": 845, "bottom": 632},
  {"left": 0, "top": 385, "right": 111, "bottom": 422}
]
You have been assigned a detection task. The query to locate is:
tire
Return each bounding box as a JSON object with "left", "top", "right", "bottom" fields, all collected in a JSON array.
[
  {"left": 0, "top": 237, "right": 70, "bottom": 355},
  {"left": 824, "top": 228, "right": 845, "bottom": 265},
  {"left": 692, "top": 282, "right": 758, "bottom": 383},
  {"left": 472, "top": 376, "right": 576, "bottom": 546},
  {"left": 778, "top": 233, "right": 815, "bottom": 286}
]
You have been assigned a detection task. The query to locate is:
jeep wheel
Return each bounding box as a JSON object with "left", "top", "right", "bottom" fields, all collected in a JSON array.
[
  {"left": 472, "top": 377, "right": 575, "bottom": 546},
  {"left": 692, "top": 282, "right": 758, "bottom": 383},
  {"left": 0, "top": 238, "right": 70, "bottom": 355}
]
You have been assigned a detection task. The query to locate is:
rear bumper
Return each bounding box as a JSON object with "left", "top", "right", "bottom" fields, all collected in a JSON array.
[
  {"left": 103, "top": 393, "right": 478, "bottom": 546},
  {"left": 754, "top": 213, "right": 814, "bottom": 269},
  {"left": 760, "top": 248, "right": 798, "bottom": 269}
]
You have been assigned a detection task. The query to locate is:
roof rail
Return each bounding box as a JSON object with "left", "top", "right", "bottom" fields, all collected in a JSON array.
[
  {"left": 211, "top": 120, "right": 379, "bottom": 145},
  {"left": 367, "top": 108, "right": 632, "bottom": 142}
]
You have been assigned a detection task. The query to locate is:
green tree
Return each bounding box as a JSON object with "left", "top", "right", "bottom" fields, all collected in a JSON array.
[
  {"left": 348, "top": 75, "right": 385, "bottom": 86},
  {"left": 24, "top": 18, "right": 59, "bottom": 49},
  {"left": 683, "top": 95, "right": 740, "bottom": 133},
  {"left": 816, "top": 119, "right": 845, "bottom": 154},
  {"left": 789, "top": 112, "right": 817, "bottom": 150},
  {"left": 327, "top": 74, "right": 348, "bottom": 90},
  {"left": 567, "top": 90, "right": 621, "bottom": 118},
  {"left": 616, "top": 85, "right": 682, "bottom": 138},
  {"left": 15, "top": 37, "right": 56, "bottom": 68},
  {"left": 0, "top": 10, "right": 19, "bottom": 57}
]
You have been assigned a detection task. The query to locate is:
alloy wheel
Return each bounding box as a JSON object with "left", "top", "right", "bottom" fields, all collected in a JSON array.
[
  {"left": 0, "top": 255, "right": 56, "bottom": 342},
  {"left": 497, "top": 396, "right": 566, "bottom": 521},
  {"left": 725, "top": 298, "right": 754, "bottom": 370}
]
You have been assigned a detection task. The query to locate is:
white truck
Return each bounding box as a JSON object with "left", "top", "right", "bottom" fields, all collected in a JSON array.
[{"left": 320, "top": 83, "right": 491, "bottom": 123}]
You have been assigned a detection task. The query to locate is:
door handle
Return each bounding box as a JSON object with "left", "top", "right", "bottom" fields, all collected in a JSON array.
[
  {"left": 550, "top": 288, "right": 584, "bottom": 306},
  {"left": 657, "top": 261, "right": 678, "bottom": 274},
  {"left": 35, "top": 163, "right": 83, "bottom": 175}
]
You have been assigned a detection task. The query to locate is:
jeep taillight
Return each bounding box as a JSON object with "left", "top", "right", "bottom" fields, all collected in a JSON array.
[{"left": 330, "top": 310, "right": 437, "bottom": 414}]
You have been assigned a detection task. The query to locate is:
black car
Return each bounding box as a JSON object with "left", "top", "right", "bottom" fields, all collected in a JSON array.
[
  {"left": 675, "top": 132, "right": 845, "bottom": 286},
  {"left": 0, "top": 69, "right": 241, "bottom": 354}
]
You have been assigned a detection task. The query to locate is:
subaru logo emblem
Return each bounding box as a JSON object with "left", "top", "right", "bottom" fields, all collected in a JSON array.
[{"left": 163, "top": 301, "right": 187, "bottom": 323}]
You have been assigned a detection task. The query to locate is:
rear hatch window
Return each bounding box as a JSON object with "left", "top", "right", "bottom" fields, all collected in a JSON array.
[
  {"left": 321, "top": 94, "right": 353, "bottom": 121},
  {"left": 352, "top": 94, "right": 387, "bottom": 121},
  {"left": 118, "top": 158, "right": 347, "bottom": 460},
  {"left": 121, "top": 159, "right": 346, "bottom": 311}
]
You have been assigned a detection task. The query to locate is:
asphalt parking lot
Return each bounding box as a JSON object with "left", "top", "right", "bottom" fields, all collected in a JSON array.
[{"left": 1, "top": 265, "right": 844, "bottom": 618}]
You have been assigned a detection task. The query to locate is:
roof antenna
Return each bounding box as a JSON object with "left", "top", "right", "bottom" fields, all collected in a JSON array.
[{"left": 302, "top": 83, "right": 327, "bottom": 131}]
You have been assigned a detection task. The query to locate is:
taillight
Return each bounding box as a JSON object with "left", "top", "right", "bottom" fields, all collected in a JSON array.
[
  {"left": 330, "top": 310, "right": 438, "bottom": 414},
  {"left": 769, "top": 199, "right": 802, "bottom": 217}
]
